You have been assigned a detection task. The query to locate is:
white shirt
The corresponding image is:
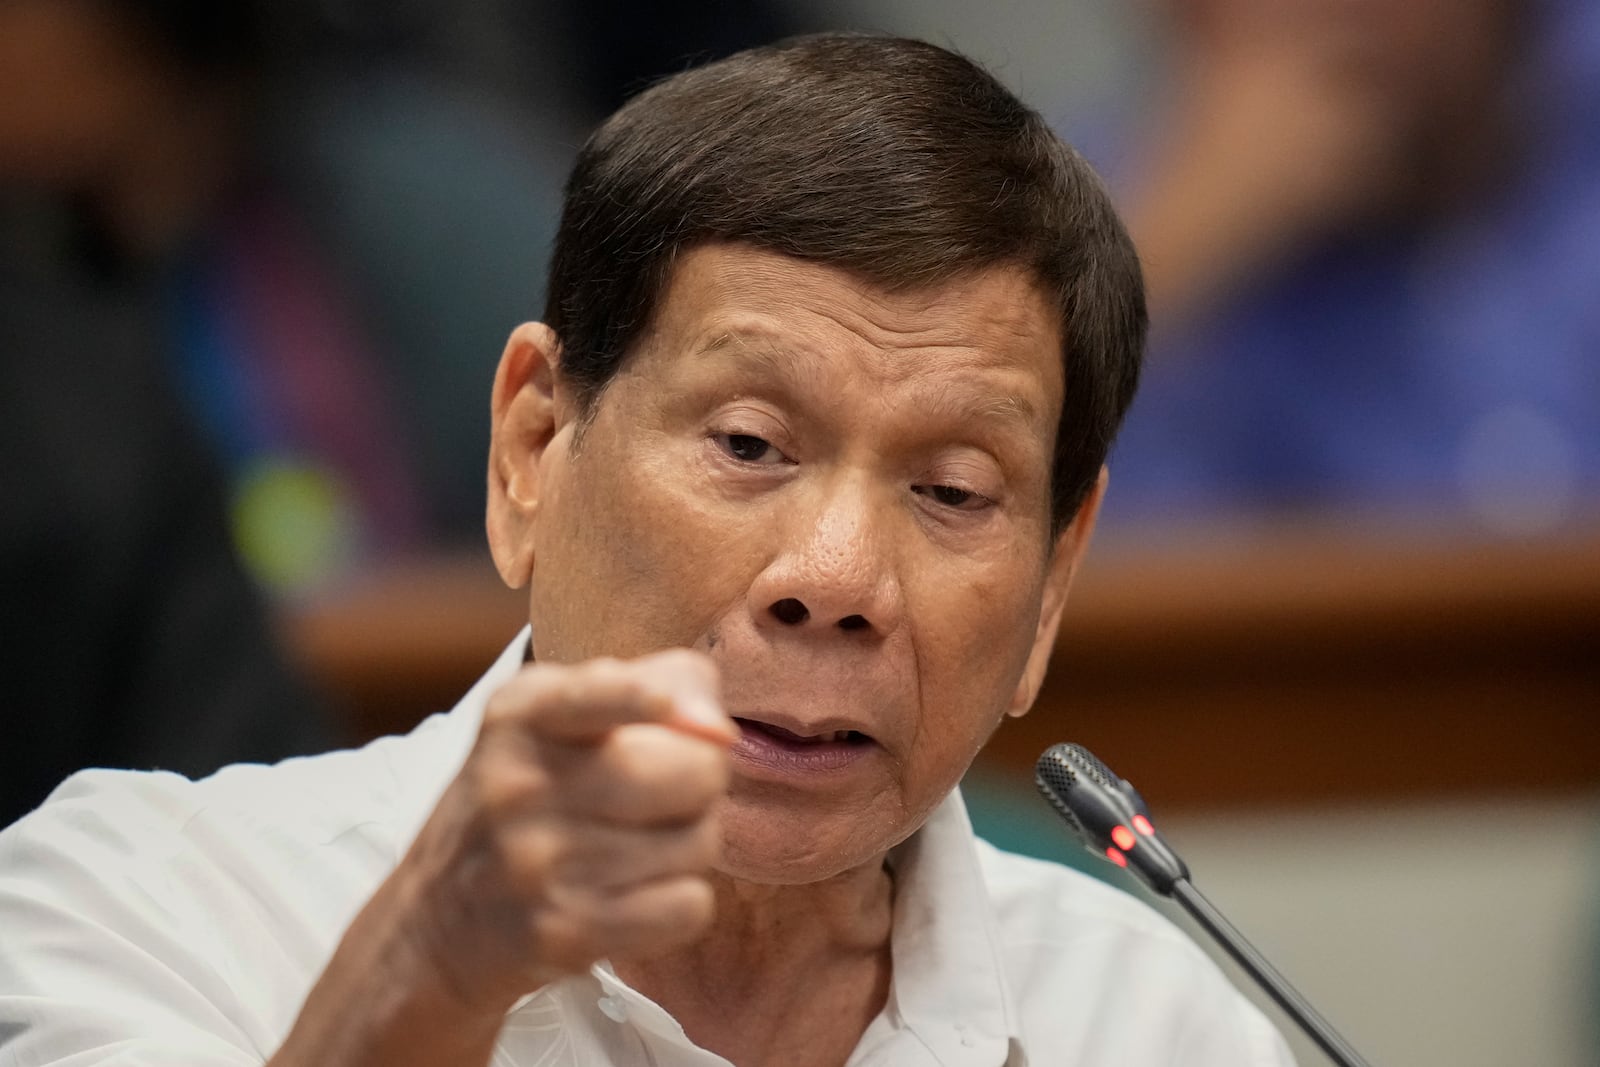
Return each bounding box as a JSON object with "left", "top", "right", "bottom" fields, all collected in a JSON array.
[{"left": 0, "top": 630, "right": 1293, "bottom": 1066}]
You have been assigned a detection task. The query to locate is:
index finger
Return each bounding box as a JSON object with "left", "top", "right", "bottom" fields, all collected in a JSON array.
[{"left": 485, "top": 653, "right": 736, "bottom": 745}]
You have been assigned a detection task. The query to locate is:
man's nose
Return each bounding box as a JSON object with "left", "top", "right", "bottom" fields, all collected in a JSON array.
[{"left": 749, "top": 479, "right": 904, "bottom": 638}]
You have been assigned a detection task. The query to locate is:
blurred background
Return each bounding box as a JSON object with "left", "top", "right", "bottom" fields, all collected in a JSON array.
[{"left": 2, "top": 0, "right": 1597, "bottom": 1063}]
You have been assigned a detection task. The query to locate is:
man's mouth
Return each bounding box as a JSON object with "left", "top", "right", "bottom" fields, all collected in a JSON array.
[
  {"left": 728, "top": 716, "right": 877, "bottom": 777},
  {"left": 732, "top": 718, "right": 871, "bottom": 746}
]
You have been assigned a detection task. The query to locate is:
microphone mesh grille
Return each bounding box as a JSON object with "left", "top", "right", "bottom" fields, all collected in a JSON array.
[
  {"left": 1064, "top": 743, "right": 1119, "bottom": 789},
  {"left": 1034, "top": 749, "right": 1087, "bottom": 843}
]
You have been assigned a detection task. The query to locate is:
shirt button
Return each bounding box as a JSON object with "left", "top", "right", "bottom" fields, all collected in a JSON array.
[{"left": 597, "top": 994, "right": 628, "bottom": 1022}]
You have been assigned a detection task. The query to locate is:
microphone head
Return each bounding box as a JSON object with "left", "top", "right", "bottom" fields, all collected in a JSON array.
[
  {"left": 1034, "top": 743, "right": 1189, "bottom": 896},
  {"left": 1056, "top": 742, "right": 1120, "bottom": 789},
  {"left": 1033, "top": 743, "right": 1098, "bottom": 839}
]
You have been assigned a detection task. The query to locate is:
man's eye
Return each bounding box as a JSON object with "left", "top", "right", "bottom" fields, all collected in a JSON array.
[
  {"left": 913, "top": 484, "right": 986, "bottom": 509},
  {"left": 715, "top": 433, "right": 781, "bottom": 463}
]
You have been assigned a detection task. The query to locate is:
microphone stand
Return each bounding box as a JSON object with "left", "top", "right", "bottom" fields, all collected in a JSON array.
[
  {"left": 1169, "top": 879, "right": 1373, "bottom": 1067},
  {"left": 1035, "top": 742, "right": 1376, "bottom": 1067}
]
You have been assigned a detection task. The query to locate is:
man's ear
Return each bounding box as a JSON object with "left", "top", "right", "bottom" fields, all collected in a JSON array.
[
  {"left": 1005, "top": 466, "right": 1109, "bottom": 718},
  {"left": 486, "top": 322, "right": 565, "bottom": 589}
]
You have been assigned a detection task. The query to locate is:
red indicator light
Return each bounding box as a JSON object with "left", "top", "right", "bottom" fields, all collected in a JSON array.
[
  {"left": 1104, "top": 846, "right": 1128, "bottom": 868},
  {"left": 1133, "top": 815, "right": 1155, "bottom": 836},
  {"left": 1110, "top": 825, "right": 1136, "bottom": 851}
]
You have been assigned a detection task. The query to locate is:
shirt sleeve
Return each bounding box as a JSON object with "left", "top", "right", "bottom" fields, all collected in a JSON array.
[{"left": 0, "top": 775, "right": 298, "bottom": 1066}]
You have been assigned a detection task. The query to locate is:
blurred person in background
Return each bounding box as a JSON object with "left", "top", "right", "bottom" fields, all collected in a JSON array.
[
  {"left": 1, "top": 0, "right": 580, "bottom": 594},
  {"left": 1101, "top": 0, "right": 1600, "bottom": 535},
  {"left": 0, "top": 0, "right": 564, "bottom": 823},
  {"left": 0, "top": 0, "right": 339, "bottom": 827}
]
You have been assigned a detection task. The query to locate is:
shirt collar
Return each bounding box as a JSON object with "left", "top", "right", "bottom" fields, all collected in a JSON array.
[{"left": 886, "top": 787, "right": 1027, "bottom": 1066}]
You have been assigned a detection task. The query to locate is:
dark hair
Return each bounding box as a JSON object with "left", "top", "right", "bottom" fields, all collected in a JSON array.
[{"left": 545, "top": 32, "right": 1145, "bottom": 532}]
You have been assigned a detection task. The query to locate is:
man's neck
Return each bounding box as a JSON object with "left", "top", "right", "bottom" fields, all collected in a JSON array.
[{"left": 613, "top": 859, "right": 895, "bottom": 1067}]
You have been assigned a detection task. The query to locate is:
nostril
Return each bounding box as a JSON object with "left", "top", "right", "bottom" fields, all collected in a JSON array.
[
  {"left": 838, "top": 614, "right": 869, "bottom": 632},
  {"left": 770, "top": 598, "right": 810, "bottom": 625}
]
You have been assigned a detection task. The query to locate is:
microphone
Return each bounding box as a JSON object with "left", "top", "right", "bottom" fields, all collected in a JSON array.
[{"left": 1035, "top": 743, "right": 1376, "bottom": 1067}]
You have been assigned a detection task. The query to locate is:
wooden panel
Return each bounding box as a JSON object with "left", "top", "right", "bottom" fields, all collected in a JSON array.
[
  {"left": 985, "top": 522, "right": 1600, "bottom": 810},
  {"left": 285, "top": 524, "right": 1600, "bottom": 811},
  {"left": 281, "top": 553, "right": 526, "bottom": 736}
]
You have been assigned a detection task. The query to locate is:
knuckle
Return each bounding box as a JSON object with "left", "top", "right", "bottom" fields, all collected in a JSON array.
[
  {"left": 473, "top": 750, "right": 552, "bottom": 820},
  {"left": 528, "top": 905, "right": 599, "bottom": 975},
  {"left": 574, "top": 655, "right": 631, "bottom": 690},
  {"left": 597, "top": 723, "right": 662, "bottom": 775},
  {"left": 670, "top": 743, "right": 731, "bottom": 804},
  {"left": 482, "top": 664, "right": 579, "bottom": 728},
  {"left": 501, "top": 823, "right": 566, "bottom": 893},
  {"left": 575, "top": 658, "right": 661, "bottom": 713},
  {"left": 490, "top": 662, "right": 625, "bottom": 728},
  {"left": 544, "top": 828, "right": 616, "bottom": 887},
  {"left": 604, "top": 732, "right": 726, "bottom": 816},
  {"left": 546, "top": 846, "right": 596, "bottom": 887},
  {"left": 481, "top": 675, "right": 532, "bottom": 727}
]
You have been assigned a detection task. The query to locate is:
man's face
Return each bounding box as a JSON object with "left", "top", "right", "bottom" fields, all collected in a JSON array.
[{"left": 498, "top": 244, "right": 1095, "bottom": 884}]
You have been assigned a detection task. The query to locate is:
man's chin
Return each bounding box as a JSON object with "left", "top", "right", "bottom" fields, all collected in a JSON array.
[{"left": 713, "top": 805, "right": 895, "bottom": 887}]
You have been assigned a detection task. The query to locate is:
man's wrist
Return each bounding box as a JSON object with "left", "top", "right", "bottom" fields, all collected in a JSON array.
[{"left": 270, "top": 875, "right": 515, "bottom": 1067}]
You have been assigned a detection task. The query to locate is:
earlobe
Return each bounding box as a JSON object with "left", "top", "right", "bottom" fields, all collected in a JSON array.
[
  {"left": 1005, "top": 466, "right": 1109, "bottom": 718},
  {"left": 486, "top": 322, "right": 564, "bottom": 589}
]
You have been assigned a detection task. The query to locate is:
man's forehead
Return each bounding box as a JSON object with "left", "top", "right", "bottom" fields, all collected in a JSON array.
[
  {"left": 641, "top": 245, "right": 1062, "bottom": 385},
  {"left": 682, "top": 321, "right": 1052, "bottom": 430},
  {"left": 657, "top": 242, "right": 1055, "bottom": 323}
]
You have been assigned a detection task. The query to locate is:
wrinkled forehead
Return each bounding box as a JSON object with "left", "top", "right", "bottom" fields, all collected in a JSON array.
[{"left": 635, "top": 243, "right": 1064, "bottom": 406}]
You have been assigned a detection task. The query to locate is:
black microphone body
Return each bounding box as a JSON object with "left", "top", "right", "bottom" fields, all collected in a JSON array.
[{"left": 1035, "top": 743, "right": 1376, "bottom": 1067}]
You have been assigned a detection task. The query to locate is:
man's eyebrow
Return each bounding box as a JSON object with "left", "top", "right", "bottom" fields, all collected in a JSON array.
[
  {"left": 697, "top": 329, "right": 801, "bottom": 364},
  {"left": 691, "top": 329, "right": 826, "bottom": 387},
  {"left": 916, "top": 384, "right": 1044, "bottom": 435},
  {"left": 694, "top": 326, "right": 1047, "bottom": 434}
]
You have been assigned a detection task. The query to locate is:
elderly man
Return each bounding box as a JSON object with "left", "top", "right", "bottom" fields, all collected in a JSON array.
[{"left": 0, "top": 34, "right": 1292, "bottom": 1067}]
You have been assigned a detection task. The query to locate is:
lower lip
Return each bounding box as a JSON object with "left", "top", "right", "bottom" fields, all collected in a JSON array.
[{"left": 730, "top": 721, "right": 876, "bottom": 778}]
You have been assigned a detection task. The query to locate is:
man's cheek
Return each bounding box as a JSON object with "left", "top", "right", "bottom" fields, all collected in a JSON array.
[
  {"left": 932, "top": 567, "right": 1034, "bottom": 646},
  {"left": 936, "top": 588, "right": 1038, "bottom": 703}
]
